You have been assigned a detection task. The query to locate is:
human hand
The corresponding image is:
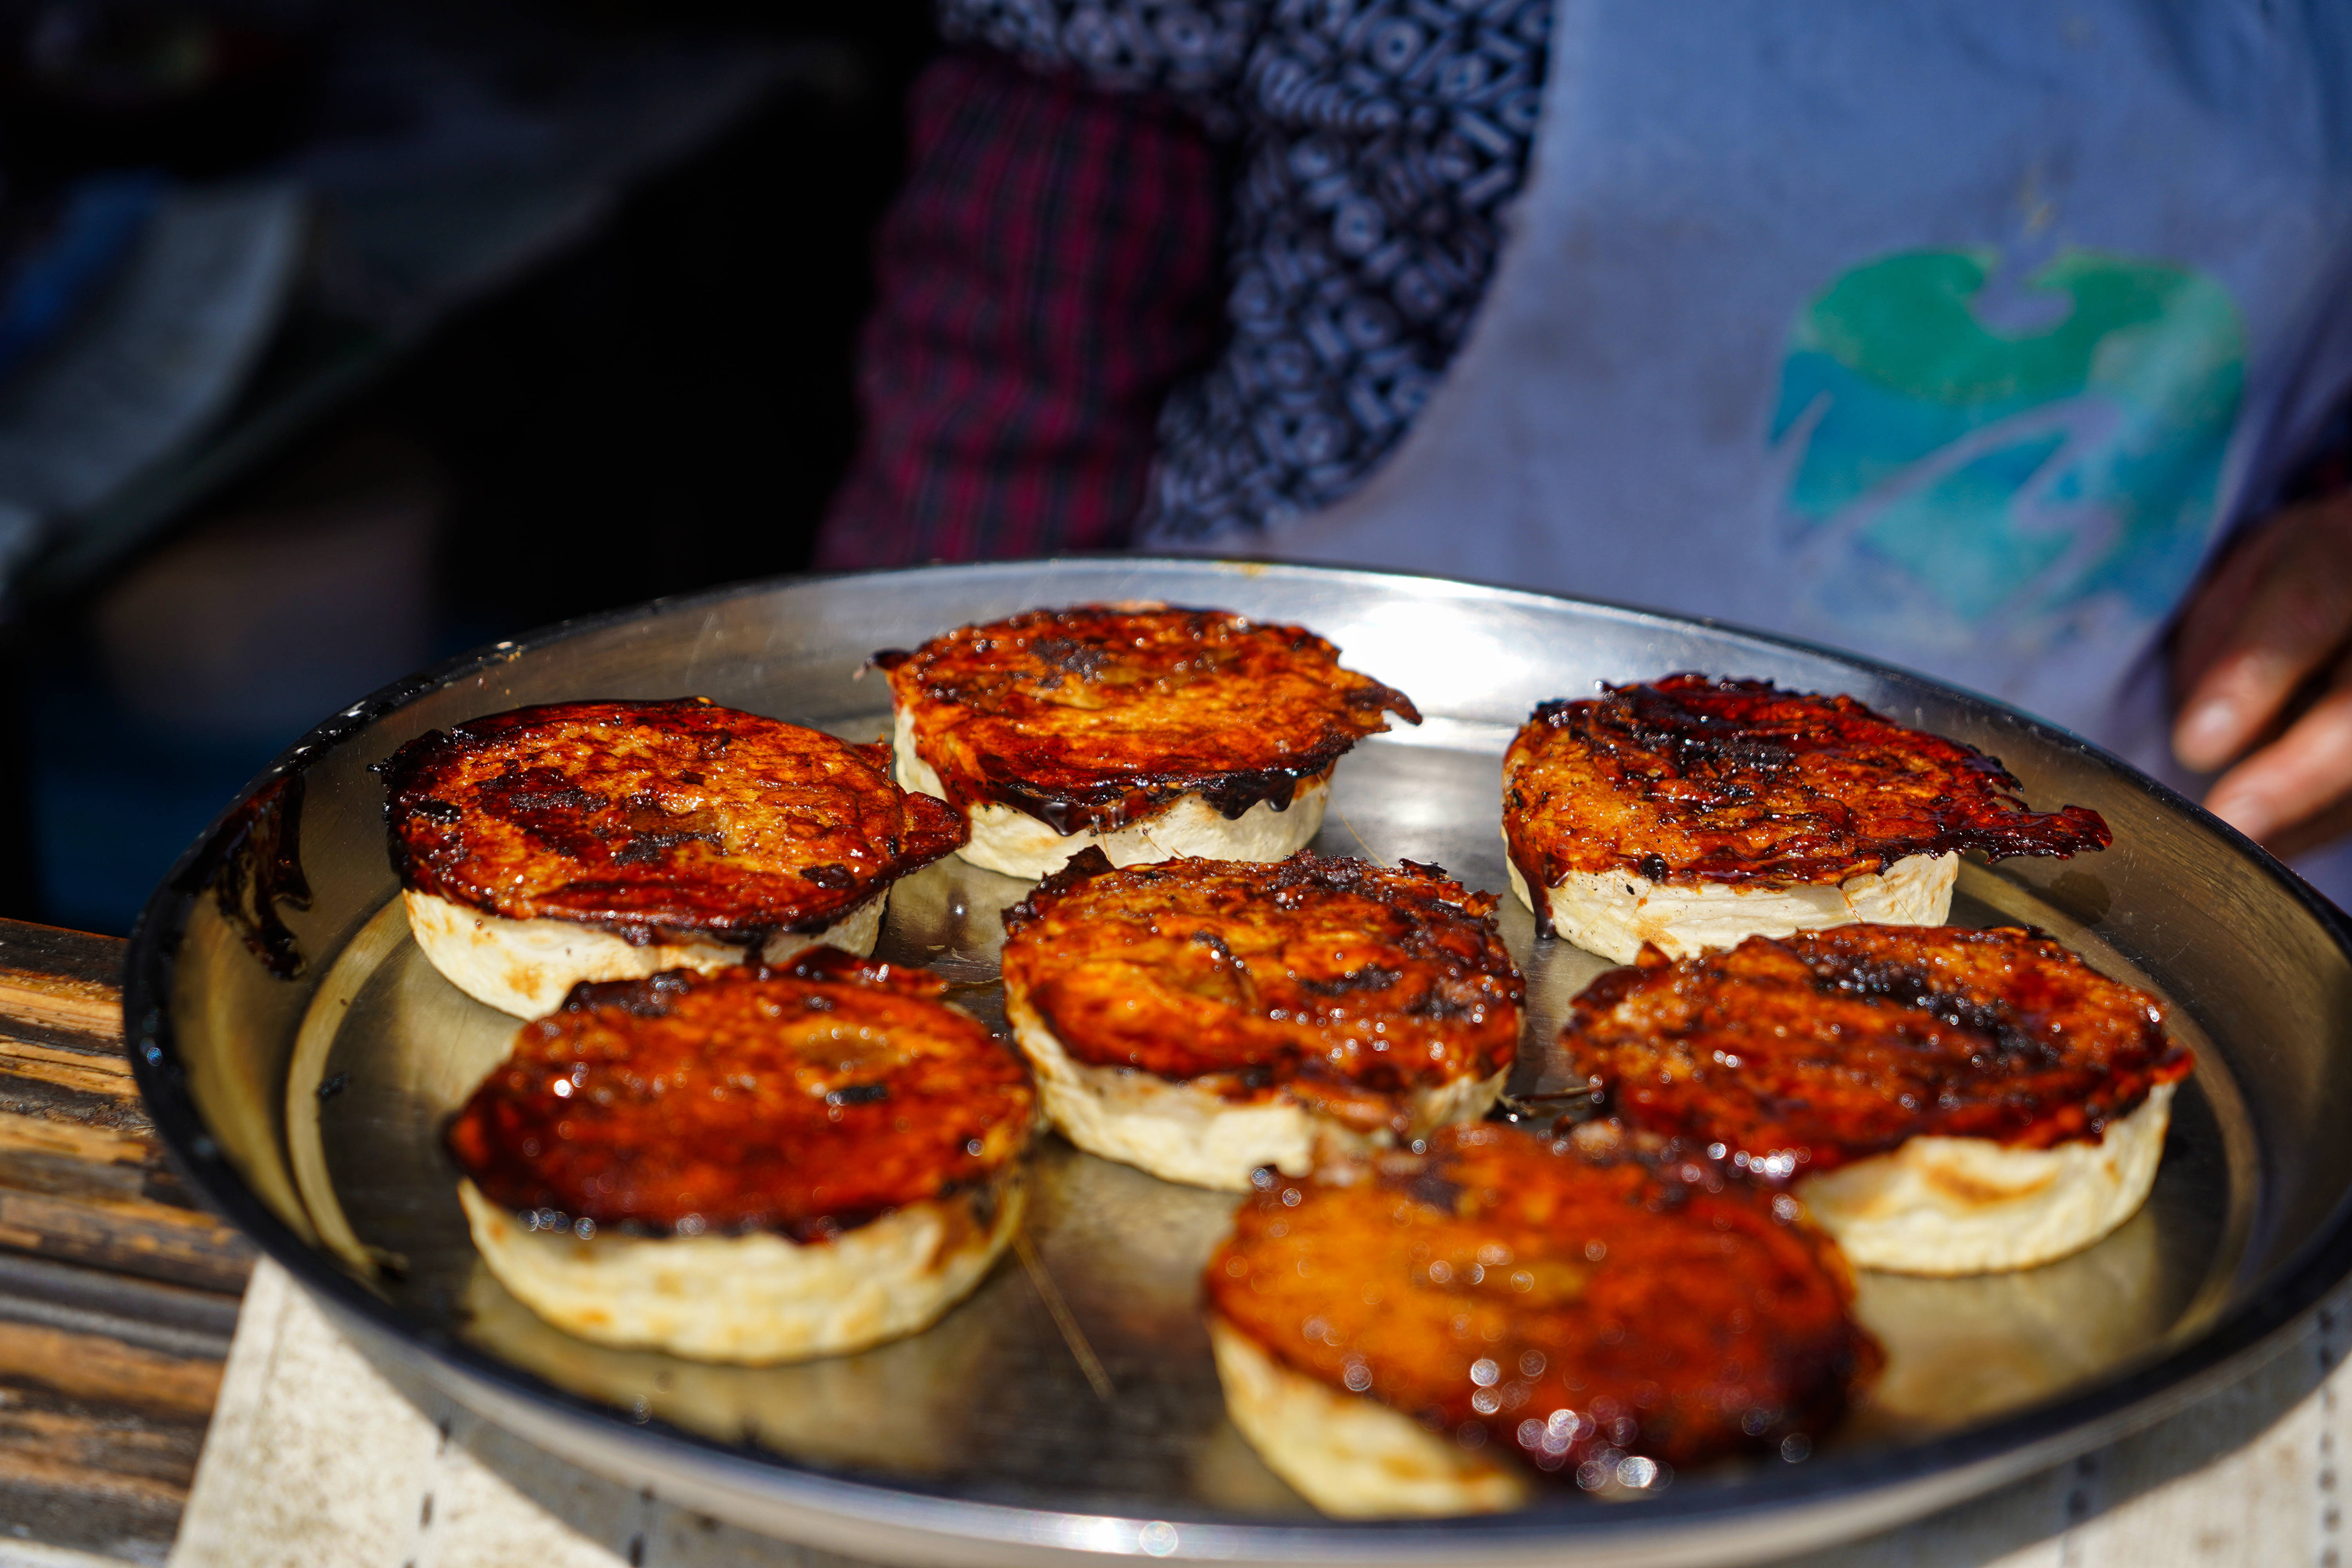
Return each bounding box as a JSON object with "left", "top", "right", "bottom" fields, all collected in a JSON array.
[{"left": 2172, "top": 490, "right": 2352, "bottom": 858}]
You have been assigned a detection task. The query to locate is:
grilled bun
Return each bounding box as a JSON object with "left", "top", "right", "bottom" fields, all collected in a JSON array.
[
  {"left": 381, "top": 698, "right": 965, "bottom": 1016},
  {"left": 1205, "top": 1314, "right": 1527, "bottom": 1517},
  {"left": 998, "top": 849, "right": 1519, "bottom": 1190},
  {"left": 1205, "top": 1123, "right": 1878, "bottom": 1516},
  {"left": 456, "top": 1176, "right": 1020, "bottom": 1366},
  {"left": 879, "top": 604, "right": 1417, "bottom": 880},
  {"left": 445, "top": 949, "right": 1035, "bottom": 1362},
  {"left": 1795, "top": 1083, "right": 2176, "bottom": 1275},
  {"left": 1502, "top": 676, "right": 2109, "bottom": 963},
  {"left": 1563, "top": 924, "right": 2192, "bottom": 1274}
]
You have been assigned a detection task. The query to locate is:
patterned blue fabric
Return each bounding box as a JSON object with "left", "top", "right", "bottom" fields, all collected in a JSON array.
[{"left": 939, "top": 0, "right": 1550, "bottom": 539}]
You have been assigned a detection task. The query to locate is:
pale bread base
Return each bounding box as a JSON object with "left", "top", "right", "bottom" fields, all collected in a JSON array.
[
  {"left": 1003, "top": 990, "right": 1504, "bottom": 1191},
  {"left": 1798, "top": 1082, "right": 2176, "bottom": 1275},
  {"left": 404, "top": 888, "right": 884, "bottom": 1019},
  {"left": 891, "top": 706, "right": 1328, "bottom": 880},
  {"left": 1506, "top": 847, "right": 1957, "bottom": 964},
  {"left": 1207, "top": 1314, "right": 1528, "bottom": 1517},
  {"left": 457, "top": 1174, "right": 1022, "bottom": 1364}
]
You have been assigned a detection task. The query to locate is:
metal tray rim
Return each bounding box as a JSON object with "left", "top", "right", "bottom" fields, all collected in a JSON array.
[{"left": 121, "top": 554, "right": 2352, "bottom": 1563}]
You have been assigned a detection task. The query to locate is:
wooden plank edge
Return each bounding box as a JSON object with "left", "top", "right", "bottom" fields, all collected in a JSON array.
[
  {"left": 0, "top": 975, "right": 123, "bottom": 1047},
  {"left": 0, "top": 1190, "right": 256, "bottom": 1297}
]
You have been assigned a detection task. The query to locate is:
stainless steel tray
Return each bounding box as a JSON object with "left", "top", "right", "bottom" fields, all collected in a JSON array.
[{"left": 125, "top": 558, "right": 2352, "bottom": 1566}]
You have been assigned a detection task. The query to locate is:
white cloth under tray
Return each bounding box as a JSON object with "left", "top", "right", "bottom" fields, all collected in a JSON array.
[{"left": 167, "top": 1261, "right": 862, "bottom": 1568}]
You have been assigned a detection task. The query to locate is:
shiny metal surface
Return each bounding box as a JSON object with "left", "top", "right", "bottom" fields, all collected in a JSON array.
[{"left": 126, "top": 559, "right": 2352, "bottom": 1566}]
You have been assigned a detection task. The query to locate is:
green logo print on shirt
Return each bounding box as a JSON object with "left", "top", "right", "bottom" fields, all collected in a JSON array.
[{"left": 1767, "top": 248, "right": 2244, "bottom": 656}]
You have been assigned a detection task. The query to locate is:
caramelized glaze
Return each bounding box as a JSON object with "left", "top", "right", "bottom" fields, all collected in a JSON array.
[
  {"left": 1206, "top": 1122, "right": 1878, "bottom": 1474},
  {"left": 880, "top": 605, "right": 1419, "bottom": 835},
  {"left": 445, "top": 949, "right": 1035, "bottom": 1240},
  {"left": 1502, "top": 676, "right": 2110, "bottom": 924},
  {"left": 1564, "top": 925, "right": 2191, "bottom": 1174},
  {"left": 1000, "top": 849, "right": 1519, "bottom": 1132},
  {"left": 382, "top": 698, "right": 965, "bottom": 946}
]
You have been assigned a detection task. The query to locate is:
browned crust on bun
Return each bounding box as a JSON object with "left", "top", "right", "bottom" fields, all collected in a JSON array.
[
  {"left": 1205, "top": 1122, "right": 1879, "bottom": 1477},
  {"left": 445, "top": 947, "right": 1035, "bottom": 1240},
  {"left": 1000, "top": 848, "right": 1518, "bottom": 1133},
  {"left": 1562, "top": 924, "right": 2191, "bottom": 1175},
  {"left": 381, "top": 698, "right": 965, "bottom": 946},
  {"left": 1502, "top": 675, "right": 2109, "bottom": 914},
  {"left": 877, "top": 604, "right": 1419, "bottom": 836}
]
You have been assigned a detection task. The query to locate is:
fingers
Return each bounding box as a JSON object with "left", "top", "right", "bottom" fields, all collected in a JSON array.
[
  {"left": 2171, "top": 501, "right": 2294, "bottom": 699},
  {"left": 2247, "top": 788, "right": 2352, "bottom": 865},
  {"left": 2202, "top": 649, "right": 2352, "bottom": 846},
  {"left": 2172, "top": 494, "right": 2352, "bottom": 775}
]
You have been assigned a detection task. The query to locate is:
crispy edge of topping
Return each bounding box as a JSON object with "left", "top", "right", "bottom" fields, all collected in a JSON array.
[
  {"left": 999, "top": 847, "right": 1522, "bottom": 1105},
  {"left": 379, "top": 697, "right": 967, "bottom": 943},
  {"left": 1561, "top": 925, "right": 2193, "bottom": 1172},
  {"left": 1501, "top": 675, "right": 2111, "bottom": 902},
  {"left": 1204, "top": 1122, "right": 1881, "bottom": 1475},
  {"left": 883, "top": 604, "right": 1421, "bottom": 835},
  {"left": 445, "top": 953, "right": 1034, "bottom": 1241}
]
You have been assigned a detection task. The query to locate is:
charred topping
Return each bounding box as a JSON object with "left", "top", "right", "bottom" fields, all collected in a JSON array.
[
  {"left": 1001, "top": 850, "right": 1520, "bottom": 1130},
  {"left": 884, "top": 605, "right": 1420, "bottom": 836},
  {"left": 380, "top": 697, "right": 966, "bottom": 945},
  {"left": 1502, "top": 675, "right": 2111, "bottom": 925},
  {"left": 1206, "top": 1122, "right": 1880, "bottom": 1476},
  {"left": 1562, "top": 924, "right": 2192, "bottom": 1173},
  {"left": 1013, "top": 842, "right": 1122, "bottom": 909},
  {"left": 554, "top": 944, "right": 943, "bottom": 1014},
  {"left": 445, "top": 954, "right": 1034, "bottom": 1241}
]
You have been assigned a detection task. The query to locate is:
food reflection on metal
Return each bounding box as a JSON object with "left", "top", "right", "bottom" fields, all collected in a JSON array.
[
  {"left": 459, "top": 1265, "right": 984, "bottom": 1472},
  {"left": 1848, "top": 1200, "right": 2168, "bottom": 1434},
  {"left": 1016, "top": 1228, "right": 1114, "bottom": 1403},
  {"left": 1490, "top": 1087, "right": 1599, "bottom": 1129},
  {"left": 284, "top": 895, "right": 418, "bottom": 1282},
  {"left": 1188, "top": 1417, "right": 1322, "bottom": 1517},
  {"left": 185, "top": 771, "right": 312, "bottom": 978},
  {"left": 870, "top": 857, "right": 1031, "bottom": 1018},
  {"left": 1329, "top": 802, "right": 1384, "bottom": 864}
]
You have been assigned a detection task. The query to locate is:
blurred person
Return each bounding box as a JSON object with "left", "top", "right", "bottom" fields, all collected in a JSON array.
[{"left": 819, "top": 3, "right": 2352, "bottom": 896}]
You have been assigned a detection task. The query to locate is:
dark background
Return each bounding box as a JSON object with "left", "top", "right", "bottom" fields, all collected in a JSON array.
[{"left": 1, "top": 0, "right": 941, "bottom": 933}]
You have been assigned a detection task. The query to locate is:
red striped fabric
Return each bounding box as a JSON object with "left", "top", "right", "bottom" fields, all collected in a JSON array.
[{"left": 816, "top": 52, "right": 1225, "bottom": 566}]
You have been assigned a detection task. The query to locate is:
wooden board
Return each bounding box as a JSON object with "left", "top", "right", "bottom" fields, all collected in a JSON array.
[{"left": 0, "top": 919, "right": 251, "bottom": 1564}]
